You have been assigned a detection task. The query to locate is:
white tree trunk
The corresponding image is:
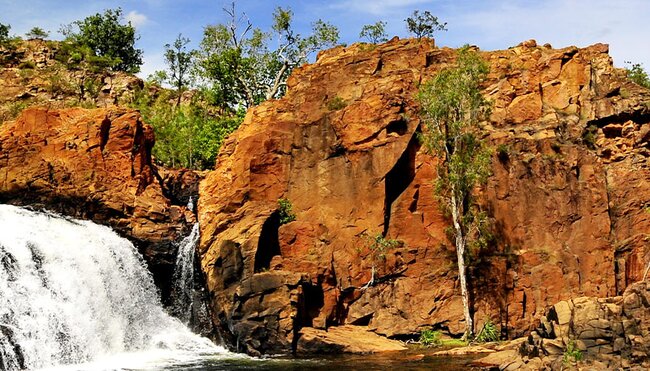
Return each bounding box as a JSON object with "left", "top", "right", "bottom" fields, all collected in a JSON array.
[{"left": 450, "top": 189, "right": 473, "bottom": 339}]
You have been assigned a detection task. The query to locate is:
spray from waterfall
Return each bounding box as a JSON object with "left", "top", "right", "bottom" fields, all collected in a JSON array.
[{"left": 0, "top": 205, "right": 234, "bottom": 370}]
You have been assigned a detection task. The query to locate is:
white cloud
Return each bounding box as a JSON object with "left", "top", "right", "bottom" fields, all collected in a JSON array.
[
  {"left": 329, "top": 0, "right": 434, "bottom": 16},
  {"left": 125, "top": 10, "right": 149, "bottom": 28}
]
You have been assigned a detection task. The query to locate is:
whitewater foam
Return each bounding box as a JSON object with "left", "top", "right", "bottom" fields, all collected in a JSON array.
[{"left": 0, "top": 205, "right": 238, "bottom": 370}]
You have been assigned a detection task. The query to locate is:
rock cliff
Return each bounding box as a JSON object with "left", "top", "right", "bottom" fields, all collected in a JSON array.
[
  {"left": 197, "top": 38, "right": 650, "bottom": 354},
  {"left": 0, "top": 107, "right": 198, "bottom": 299}
]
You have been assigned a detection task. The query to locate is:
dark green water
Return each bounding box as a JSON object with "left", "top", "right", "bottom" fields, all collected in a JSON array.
[{"left": 148, "top": 351, "right": 482, "bottom": 371}]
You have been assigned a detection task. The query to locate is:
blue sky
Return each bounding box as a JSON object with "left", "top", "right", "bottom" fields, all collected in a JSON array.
[{"left": 1, "top": 0, "right": 648, "bottom": 79}]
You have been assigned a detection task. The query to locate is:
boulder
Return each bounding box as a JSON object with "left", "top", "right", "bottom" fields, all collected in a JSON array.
[{"left": 296, "top": 326, "right": 406, "bottom": 354}]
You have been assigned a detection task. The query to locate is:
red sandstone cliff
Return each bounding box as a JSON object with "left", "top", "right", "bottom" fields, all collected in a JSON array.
[{"left": 197, "top": 38, "right": 650, "bottom": 354}]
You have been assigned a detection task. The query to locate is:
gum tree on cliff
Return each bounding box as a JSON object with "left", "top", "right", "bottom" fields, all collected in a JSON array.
[
  {"left": 418, "top": 46, "right": 491, "bottom": 340},
  {"left": 197, "top": 2, "right": 339, "bottom": 109},
  {"left": 61, "top": 8, "right": 143, "bottom": 73}
]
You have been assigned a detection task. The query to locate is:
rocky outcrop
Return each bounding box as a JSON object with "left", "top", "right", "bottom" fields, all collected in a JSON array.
[
  {"left": 198, "top": 37, "right": 650, "bottom": 355},
  {"left": 0, "top": 39, "right": 143, "bottom": 124},
  {"left": 476, "top": 281, "right": 650, "bottom": 370},
  {"left": 0, "top": 107, "right": 197, "bottom": 299}
]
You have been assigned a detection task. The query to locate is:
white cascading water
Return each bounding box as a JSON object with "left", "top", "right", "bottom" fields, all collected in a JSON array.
[
  {"left": 170, "top": 223, "right": 199, "bottom": 325},
  {"left": 0, "top": 204, "right": 238, "bottom": 370}
]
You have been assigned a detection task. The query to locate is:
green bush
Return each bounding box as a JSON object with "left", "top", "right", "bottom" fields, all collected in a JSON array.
[
  {"left": 132, "top": 88, "right": 243, "bottom": 169},
  {"left": 563, "top": 340, "right": 583, "bottom": 364},
  {"left": 277, "top": 198, "right": 297, "bottom": 225},
  {"left": 18, "top": 61, "right": 35, "bottom": 69},
  {"left": 366, "top": 234, "right": 401, "bottom": 261},
  {"left": 496, "top": 144, "right": 510, "bottom": 162},
  {"left": 626, "top": 62, "right": 650, "bottom": 89},
  {"left": 475, "top": 318, "right": 499, "bottom": 343},
  {"left": 326, "top": 96, "right": 347, "bottom": 111},
  {"left": 419, "top": 329, "right": 442, "bottom": 346}
]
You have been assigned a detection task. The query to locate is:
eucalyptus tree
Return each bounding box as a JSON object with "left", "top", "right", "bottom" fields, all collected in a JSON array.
[
  {"left": 198, "top": 2, "right": 339, "bottom": 109},
  {"left": 418, "top": 46, "right": 491, "bottom": 340}
]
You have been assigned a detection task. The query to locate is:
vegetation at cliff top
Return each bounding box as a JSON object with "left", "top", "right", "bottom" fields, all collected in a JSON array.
[
  {"left": 360, "top": 21, "right": 388, "bottom": 43},
  {"left": 132, "top": 87, "right": 243, "bottom": 169},
  {"left": 195, "top": 2, "right": 339, "bottom": 110},
  {"left": 1, "top": 4, "right": 452, "bottom": 170},
  {"left": 60, "top": 8, "right": 143, "bottom": 73},
  {"left": 406, "top": 10, "right": 447, "bottom": 39},
  {"left": 626, "top": 62, "right": 650, "bottom": 89},
  {"left": 26, "top": 27, "right": 49, "bottom": 40},
  {"left": 0, "top": 22, "right": 11, "bottom": 44},
  {"left": 418, "top": 46, "right": 492, "bottom": 340}
]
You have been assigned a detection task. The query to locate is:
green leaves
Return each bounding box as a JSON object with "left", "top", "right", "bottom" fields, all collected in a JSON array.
[
  {"left": 475, "top": 318, "right": 499, "bottom": 343},
  {"left": 163, "top": 34, "right": 195, "bottom": 104},
  {"left": 277, "top": 198, "right": 297, "bottom": 225},
  {"left": 364, "top": 233, "right": 401, "bottom": 262},
  {"left": 405, "top": 10, "right": 447, "bottom": 39},
  {"left": 625, "top": 61, "right": 650, "bottom": 89},
  {"left": 197, "top": 4, "right": 339, "bottom": 109},
  {"left": 133, "top": 89, "right": 243, "bottom": 169},
  {"left": 61, "top": 8, "right": 143, "bottom": 73},
  {"left": 25, "top": 27, "right": 49, "bottom": 40},
  {"left": 360, "top": 21, "right": 388, "bottom": 44},
  {"left": 418, "top": 46, "right": 492, "bottom": 245}
]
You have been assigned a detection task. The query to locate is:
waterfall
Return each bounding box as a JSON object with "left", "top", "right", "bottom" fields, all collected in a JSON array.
[
  {"left": 0, "top": 205, "right": 235, "bottom": 370},
  {"left": 170, "top": 223, "right": 199, "bottom": 325}
]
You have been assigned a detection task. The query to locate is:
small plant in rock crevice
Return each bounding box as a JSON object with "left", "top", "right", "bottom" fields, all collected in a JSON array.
[
  {"left": 360, "top": 233, "right": 402, "bottom": 289},
  {"left": 326, "top": 96, "right": 347, "bottom": 111},
  {"left": 562, "top": 340, "right": 583, "bottom": 364},
  {"left": 277, "top": 198, "right": 296, "bottom": 225},
  {"left": 474, "top": 318, "right": 499, "bottom": 343}
]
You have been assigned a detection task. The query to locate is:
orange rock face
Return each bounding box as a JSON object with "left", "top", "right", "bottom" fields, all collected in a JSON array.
[
  {"left": 0, "top": 107, "right": 196, "bottom": 298},
  {"left": 198, "top": 37, "right": 650, "bottom": 355}
]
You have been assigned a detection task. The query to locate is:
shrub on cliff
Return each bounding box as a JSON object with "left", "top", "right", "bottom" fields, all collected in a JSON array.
[
  {"left": 626, "top": 62, "right": 650, "bottom": 89},
  {"left": 197, "top": 2, "right": 339, "bottom": 109},
  {"left": 25, "top": 27, "right": 49, "bottom": 40},
  {"left": 277, "top": 198, "right": 297, "bottom": 225},
  {"left": 0, "top": 22, "right": 10, "bottom": 45},
  {"left": 61, "top": 8, "right": 143, "bottom": 73},
  {"left": 405, "top": 10, "right": 447, "bottom": 39},
  {"left": 418, "top": 46, "right": 492, "bottom": 340},
  {"left": 360, "top": 21, "right": 388, "bottom": 43},
  {"left": 133, "top": 88, "right": 242, "bottom": 169}
]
